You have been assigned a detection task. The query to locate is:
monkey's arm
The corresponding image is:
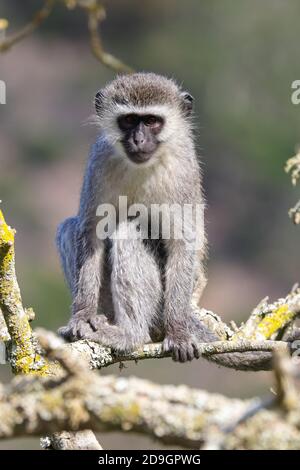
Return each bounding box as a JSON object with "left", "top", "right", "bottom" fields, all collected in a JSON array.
[{"left": 162, "top": 238, "right": 200, "bottom": 362}]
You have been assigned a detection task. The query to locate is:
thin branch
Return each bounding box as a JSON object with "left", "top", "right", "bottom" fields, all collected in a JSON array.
[
  {"left": 0, "top": 0, "right": 133, "bottom": 74},
  {"left": 86, "top": 5, "right": 134, "bottom": 73},
  {"left": 232, "top": 290, "right": 300, "bottom": 341},
  {"left": 60, "top": 334, "right": 290, "bottom": 372},
  {"left": 34, "top": 327, "right": 292, "bottom": 375},
  {"left": 0, "top": 0, "right": 56, "bottom": 53}
]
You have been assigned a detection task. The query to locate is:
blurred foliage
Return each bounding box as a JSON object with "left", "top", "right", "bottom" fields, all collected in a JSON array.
[
  {"left": 18, "top": 132, "right": 68, "bottom": 166},
  {"left": 21, "top": 267, "right": 71, "bottom": 329}
]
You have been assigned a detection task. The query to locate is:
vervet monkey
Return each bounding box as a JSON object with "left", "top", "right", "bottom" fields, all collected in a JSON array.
[{"left": 57, "top": 73, "right": 273, "bottom": 368}]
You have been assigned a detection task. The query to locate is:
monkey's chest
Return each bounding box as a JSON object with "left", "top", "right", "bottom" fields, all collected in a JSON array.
[{"left": 101, "top": 168, "right": 177, "bottom": 209}]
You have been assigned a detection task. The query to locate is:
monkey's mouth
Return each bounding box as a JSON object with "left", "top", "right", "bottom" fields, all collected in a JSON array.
[{"left": 125, "top": 150, "right": 154, "bottom": 164}]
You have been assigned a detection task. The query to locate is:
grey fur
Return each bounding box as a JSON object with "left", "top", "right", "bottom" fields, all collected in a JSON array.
[
  {"left": 57, "top": 73, "right": 273, "bottom": 368},
  {"left": 95, "top": 73, "right": 185, "bottom": 112}
]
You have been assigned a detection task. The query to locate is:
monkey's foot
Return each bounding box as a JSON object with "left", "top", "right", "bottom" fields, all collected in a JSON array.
[
  {"left": 58, "top": 311, "right": 106, "bottom": 341},
  {"left": 163, "top": 334, "right": 200, "bottom": 363}
]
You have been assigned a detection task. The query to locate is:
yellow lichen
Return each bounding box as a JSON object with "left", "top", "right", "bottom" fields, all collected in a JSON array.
[
  {"left": 0, "top": 209, "right": 15, "bottom": 246},
  {"left": 256, "top": 305, "right": 294, "bottom": 339},
  {"left": 128, "top": 402, "right": 140, "bottom": 418},
  {"left": 0, "top": 209, "right": 52, "bottom": 376},
  {"left": 193, "top": 414, "right": 205, "bottom": 431}
]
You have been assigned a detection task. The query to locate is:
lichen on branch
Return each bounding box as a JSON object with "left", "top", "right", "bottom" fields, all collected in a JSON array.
[
  {"left": 0, "top": 339, "right": 300, "bottom": 449},
  {"left": 0, "top": 209, "right": 48, "bottom": 374}
]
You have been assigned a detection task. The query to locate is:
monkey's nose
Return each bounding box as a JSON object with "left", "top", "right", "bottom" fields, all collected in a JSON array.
[{"left": 133, "top": 129, "right": 145, "bottom": 146}]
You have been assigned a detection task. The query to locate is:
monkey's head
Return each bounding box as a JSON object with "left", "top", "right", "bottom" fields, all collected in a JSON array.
[{"left": 94, "top": 73, "right": 194, "bottom": 166}]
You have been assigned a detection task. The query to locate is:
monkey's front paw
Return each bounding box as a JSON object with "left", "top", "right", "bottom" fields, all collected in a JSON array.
[
  {"left": 163, "top": 333, "right": 200, "bottom": 363},
  {"left": 58, "top": 312, "right": 106, "bottom": 341}
]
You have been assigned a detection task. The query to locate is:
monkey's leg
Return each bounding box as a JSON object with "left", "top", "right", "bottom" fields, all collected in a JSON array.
[
  {"left": 56, "top": 217, "right": 105, "bottom": 341},
  {"left": 84, "top": 220, "right": 163, "bottom": 353}
]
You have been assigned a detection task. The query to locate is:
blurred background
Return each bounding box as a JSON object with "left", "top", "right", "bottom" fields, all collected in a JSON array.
[{"left": 0, "top": 0, "right": 300, "bottom": 449}]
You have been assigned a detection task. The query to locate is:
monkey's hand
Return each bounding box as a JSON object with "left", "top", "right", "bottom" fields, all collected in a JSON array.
[
  {"left": 162, "top": 328, "right": 200, "bottom": 363},
  {"left": 58, "top": 310, "right": 106, "bottom": 341}
]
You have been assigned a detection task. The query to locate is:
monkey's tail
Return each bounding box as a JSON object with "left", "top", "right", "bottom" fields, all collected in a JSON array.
[{"left": 190, "top": 315, "right": 274, "bottom": 371}]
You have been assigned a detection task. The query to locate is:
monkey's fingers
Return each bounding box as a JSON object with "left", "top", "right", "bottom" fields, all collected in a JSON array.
[
  {"left": 163, "top": 336, "right": 198, "bottom": 362},
  {"left": 88, "top": 314, "right": 108, "bottom": 331},
  {"left": 192, "top": 343, "right": 200, "bottom": 359},
  {"left": 57, "top": 325, "right": 73, "bottom": 341},
  {"left": 178, "top": 343, "right": 197, "bottom": 362},
  {"left": 58, "top": 317, "right": 94, "bottom": 341}
]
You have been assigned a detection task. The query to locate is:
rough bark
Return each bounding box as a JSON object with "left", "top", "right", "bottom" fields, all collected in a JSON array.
[
  {"left": 41, "top": 430, "right": 102, "bottom": 450},
  {"left": 1, "top": 364, "right": 300, "bottom": 449}
]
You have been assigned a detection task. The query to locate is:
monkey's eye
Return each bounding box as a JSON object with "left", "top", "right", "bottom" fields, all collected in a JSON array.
[
  {"left": 118, "top": 114, "right": 139, "bottom": 130},
  {"left": 143, "top": 115, "right": 164, "bottom": 130}
]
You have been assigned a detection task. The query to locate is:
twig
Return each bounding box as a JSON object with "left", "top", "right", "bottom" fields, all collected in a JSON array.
[
  {"left": 34, "top": 328, "right": 291, "bottom": 374},
  {"left": 63, "top": 336, "right": 290, "bottom": 371},
  {"left": 86, "top": 5, "right": 134, "bottom": 73},
  {"left": 0, "top": 0, "right": 133, "bottom": 73},
  {"left": 233, "top": 290, "right": 300, "bottom": 340},
  {"left": 0, "top": 0, "right": 56, "bottom": 53}
]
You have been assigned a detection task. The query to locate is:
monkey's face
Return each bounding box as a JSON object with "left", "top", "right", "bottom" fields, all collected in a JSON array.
[
  {"left": 117, "top": 114, "right": 164, "bottom": 164},
  {"left": 94, "top": 73, "right": 194, "bottom": 166}
]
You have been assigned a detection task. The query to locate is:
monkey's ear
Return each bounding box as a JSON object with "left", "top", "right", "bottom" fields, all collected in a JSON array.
[
  {"left": 180, "top": 92, "right": 194, "bottom": 116},
  {"left": 94, "top": 90, "right": 104, "bottom": 115}
]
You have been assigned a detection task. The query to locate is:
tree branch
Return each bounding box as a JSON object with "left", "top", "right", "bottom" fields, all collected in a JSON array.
[
  {"left": 86, "top": 4, "right": 134, "bottom": 73},
  {"left": 0, "top": 209, "right": 48, "bottom": 374},
  {"left": 1, "top": 340, "right": 300, "bottom": 449},
  {"left": 0, "top": 0, "right": 133, "bottom": 73},
  {"left": 54, "top": 332, "right": 291, "bottom": 372},
  {"left": 40, "top": 430, "right": 103, "bottom": 450},
  {"left": 0, "top": 0, "right": 55, "bottom": 53}
]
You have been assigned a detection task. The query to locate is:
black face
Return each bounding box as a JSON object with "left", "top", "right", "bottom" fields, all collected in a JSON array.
[{"left": 117, "top": 114, "right": 164, "bottom": 164}]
